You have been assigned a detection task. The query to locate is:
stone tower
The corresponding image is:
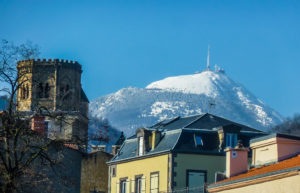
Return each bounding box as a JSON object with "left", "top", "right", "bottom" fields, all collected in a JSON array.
[{"left": 17, "top": 59, "right": 89, "bottom": 149}]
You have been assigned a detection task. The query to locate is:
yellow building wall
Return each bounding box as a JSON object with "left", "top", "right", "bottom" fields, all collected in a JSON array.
[
  {"left": 174, "top": 154, "right": 226, "bottom": 189},
  {"left": 210, "top": 174, "right": 300, "bottom": 193},
  {"left": 110, "top": 154, "right": 170, "bottom": 193}
]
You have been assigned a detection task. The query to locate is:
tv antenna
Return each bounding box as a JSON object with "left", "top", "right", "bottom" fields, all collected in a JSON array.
[{"left": 206, "top": 45, "right": 210, "bottom": 71}]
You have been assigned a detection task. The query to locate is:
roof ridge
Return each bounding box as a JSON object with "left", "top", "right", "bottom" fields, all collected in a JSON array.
[{"left": 183, "top": 114, "right": 206, "bottom": 128}]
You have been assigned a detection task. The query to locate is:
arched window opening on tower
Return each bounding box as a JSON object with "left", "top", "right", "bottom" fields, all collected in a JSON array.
[
  {"left": 21, "top": 85, "right": 25, "bottom": 100},
  {"left": 65, "top": 84, "right": 70, "bottom": 99},
  {"left": 61, "top": 84, "right": 71, "bottom": 101},
  {"left": 20, "top": 86, "right": 23, "bottom": 99},
  {"left": 60, "top": 86, "right": 64, "bottom": 98},
  {"left": 38, "top": 83, "right": 43, "bottom": 98},
  {"left": 66, "top": 84, "right": 69, "bottom": 92},
  {"left": 23, "top": 86, "right": 26, "bottom": 99},
  {"left": 26, "top": 84, "right": 29, "bottom": 99},
  {"left": 45, "top": 83, "right": 50, "bottom": 98}
]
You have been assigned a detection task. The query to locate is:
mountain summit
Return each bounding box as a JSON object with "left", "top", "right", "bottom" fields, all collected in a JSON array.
[{"left": 90, "top": 70, "right": 284, "bottom": 137}]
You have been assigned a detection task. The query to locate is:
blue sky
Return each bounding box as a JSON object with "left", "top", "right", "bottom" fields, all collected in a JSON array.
[{"left": 0, "top": 0, "right": 299, "bottom": 117}]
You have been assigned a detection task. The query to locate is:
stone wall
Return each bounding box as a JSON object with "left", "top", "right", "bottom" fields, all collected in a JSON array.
[
  {"left": 16, "top": 59, "right": 89, "bottom": 147},
  {"left": 81, "top": 151, "right": 113, "bottom": 193}
]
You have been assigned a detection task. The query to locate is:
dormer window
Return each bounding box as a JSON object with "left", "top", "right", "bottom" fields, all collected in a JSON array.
[
  {"left": 226, "top": 133, "right": 237, "bottom": 148},
  {"left": 136, "top": 128, "right": 151, "bottom": 156},
  {"left": 138, "top": 136, "right": 144, "bottom": 156}
]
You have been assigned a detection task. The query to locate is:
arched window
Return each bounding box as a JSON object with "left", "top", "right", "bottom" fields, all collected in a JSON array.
[
  {"left": 65, "top": 84, "right": 70, "bottom": 100},
  {"left": 26, "top": 84, "right": 29, "bottom": 99},
  {"left": 60, "top": 86, "right": 64, "bottom": 97},
  {"left": 45, "top": 83, "right": 50, "bottom": 98},
  {"left": 61, "top": 84, "right": 71, "bottom": 100},
  {"left": 20, "top": 86, "right": 24, "bottom": 99},
  {"left": 22, "top": 86, "right": 26, "bottom": 99},
  {"left": 38, "top": 83, "right": 43, "bottom": 98}
]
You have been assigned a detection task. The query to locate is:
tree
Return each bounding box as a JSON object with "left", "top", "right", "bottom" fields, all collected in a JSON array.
[
  {"left": 0, "top": 40, "right": 78, "bottom": 193},
  {"left": 271, "top": 114, "right": 300, "bottom": 136}
]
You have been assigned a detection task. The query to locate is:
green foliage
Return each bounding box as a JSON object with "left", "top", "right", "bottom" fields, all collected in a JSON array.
[{"left": 271, "top": 114, "right": 300, "bottom": 136}]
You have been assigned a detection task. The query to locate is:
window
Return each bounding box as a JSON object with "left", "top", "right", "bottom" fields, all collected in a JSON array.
[
  {"left": 112, "top": 166, "right": 116, "bottom": 177},
  {"left": 60, "top": 86, "right": 64, "bottom": 97},
  {"left": 26, "top": 84, "right": 29, "bottom": 99},
  {"left": 226, "top": 133, "right": 237, "bottom": 148},
  {"left": 194, "top": 135, "right": 203, "bottom": 147},
  {"left": 138, "top": 137, "right": 144, "bottom": 156},
  {"left": 187, "top": 170, "right": 206, "bottom": 193},
  {"left": 150, "top": 172, "right": 159, "bottom": 193},
  {"left": 135, "top": 177, "right": 142, "bottom": 193},
  {"left": 38, "top": 83, "right": 43, "bottom": 98},
  {"left": 21, "top": 85, "right": 25, "bottom": 99},
  {"left": 61, "top": 84, "right": 71, "bottom": 100},
  {"left": 64, "top": 84, "right": 70, "bottom": 100},
  {"left": 120, "top": 180, "right": 127, "bottom": 193},
  {"left": 44, "top": 83, "right": 50, "bottom": 98}
]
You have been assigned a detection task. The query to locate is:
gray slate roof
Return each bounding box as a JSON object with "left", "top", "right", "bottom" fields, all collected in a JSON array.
[
  {"left": 151, "top": 113, "right": 260, "bottom": 132},
  {"left": 108, "top": 113, "right": 264, "bottom": 164}
]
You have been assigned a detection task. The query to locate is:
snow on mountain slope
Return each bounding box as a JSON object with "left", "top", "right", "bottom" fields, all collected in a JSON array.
[{"left": 90, "top": 71, "right": 284, "bottom": 138}]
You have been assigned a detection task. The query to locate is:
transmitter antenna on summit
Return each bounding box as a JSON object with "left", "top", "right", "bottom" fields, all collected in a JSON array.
[{"left": 207, "top": 45, "right": 210, "bottom": 71}]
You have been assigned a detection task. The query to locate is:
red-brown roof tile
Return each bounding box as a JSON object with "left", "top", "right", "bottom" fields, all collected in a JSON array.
[{"left": 216, "top": 154, "right": 300, "bottom": 184}]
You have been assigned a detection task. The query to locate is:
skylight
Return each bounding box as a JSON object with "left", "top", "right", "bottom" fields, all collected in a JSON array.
[{"left": 194, "top": 135, "right": 204, "bottom": 147}]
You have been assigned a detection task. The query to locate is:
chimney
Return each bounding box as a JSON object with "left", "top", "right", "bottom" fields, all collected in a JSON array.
[
  {"left": 225, "top": 142, "right": 249, "bottom": 178},
  {"left": 31, "top": 116, "right": 46, "bottom": 135},
  {"left": 151, "top": 130, "right": 161, "bottom": 149},
  {"left": 112, "top": 145, "right": 121, "bottom": 156}
]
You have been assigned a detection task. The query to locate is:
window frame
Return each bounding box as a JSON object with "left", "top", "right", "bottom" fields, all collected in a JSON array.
[
  {"left": 186, "top": 169, "right": 207, "bottom": 193},
  {"left": 119, "top": 178, "right": 128, "bottom": 193},
  {"left": 194, "top": 134, "right": 204, "bottom": 147},
  {"left": 112, "top": 165, "right": 116, "bottom": 177},
  {"left": 226, "top": 133, "right": 238, "bottom": 148},
  {"left": 135, "top": 174, "right": 143, "bottom": 193},
  {"left": 150, "top": 171, "right": 159, "bottom": 193},
  {"left": 138, "top": 136, "right": 144, "bottom": 156}
]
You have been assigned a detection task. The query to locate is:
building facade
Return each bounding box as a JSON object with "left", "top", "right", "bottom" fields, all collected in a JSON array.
[
  {"left": 107, "top": 113, "right": 264, "bottom": 193},
  {"left": 208, "top": 133, "right": 300, "bottom": 193}
]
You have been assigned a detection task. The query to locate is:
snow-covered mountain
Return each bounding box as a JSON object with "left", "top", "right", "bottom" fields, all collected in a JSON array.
[{"left": 89, "top": 70, "right": 284, "bottom": 139}]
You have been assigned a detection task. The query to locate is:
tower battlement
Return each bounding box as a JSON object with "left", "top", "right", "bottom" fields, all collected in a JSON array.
[{"left": 17, "top": 58, "right": 82, "bottom": 71}]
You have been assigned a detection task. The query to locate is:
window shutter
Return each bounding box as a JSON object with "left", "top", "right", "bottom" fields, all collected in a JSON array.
[
  {"left": 141, "top": 176, "right": 146, "bottom": 193},
  {"left": 150, "top": 173, "right": 159, "bottom": 193},
  {"left": 126, "top": 179, "right": 130, "bottom": 193},
  {"left": 131, "top": 179, "right": 135, "bottom": 193},
  {"left": 116, "top": 181, "right": 119, "bottom": 193}
]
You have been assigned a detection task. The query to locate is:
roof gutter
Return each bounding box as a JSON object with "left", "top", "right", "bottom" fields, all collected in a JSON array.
[{"left": 107, "top": 150, "right": 171, "bottom": 166}]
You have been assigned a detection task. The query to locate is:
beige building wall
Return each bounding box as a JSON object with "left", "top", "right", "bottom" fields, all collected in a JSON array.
[
  {"left": 209, "top": 173, "right": 300, "bottom": 193},
  {"left": 251, "top": 137, "right": 300, "bottom": 166},
  {"left": 173, "top": 154, "right": 226, "bottom": 189},
  {"left": 109, "top": 154, "right": 170, "bottom": 193},
  {"left": 251, "top": 138, "right": 278, "bottom": 166}
]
